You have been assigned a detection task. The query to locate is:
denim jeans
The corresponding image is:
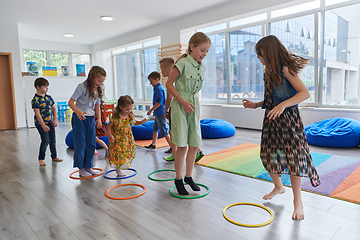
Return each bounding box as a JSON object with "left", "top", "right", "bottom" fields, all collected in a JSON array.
[
  {"left": 71, "top": 113, "right": 95, "bottom": 169},
  {"left": 35, "top": 122, "right": 57, "bottom": 160}
]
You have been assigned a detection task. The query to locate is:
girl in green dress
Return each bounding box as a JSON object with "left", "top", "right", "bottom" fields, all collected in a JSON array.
[{"left": 166, "top": 32, "right": 211, "bottom": 195}]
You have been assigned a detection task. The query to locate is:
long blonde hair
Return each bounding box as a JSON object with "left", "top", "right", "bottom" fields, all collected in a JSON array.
[
  {"left": 112, "top": 95, "right": 134, "bottom": 119},
  {"left": 255, "top": 35, "right": 310, "bottom": 91},
  {"left": 84, "top": 66, "right": 106, "bottom": 100},
  {"left": 176, "top": 32, "right": 211, "bottom": 63}
]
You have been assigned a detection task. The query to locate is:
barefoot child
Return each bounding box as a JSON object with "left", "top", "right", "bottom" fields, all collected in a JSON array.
[
  {"left": 31, "top": 77, "right": 63, "bottom": 166},
  {"left": 68, "top": 66, "right": 106, "bottom": 177},
  {"left": 106, "top": 95, "right": 147, "bottom": 176},
  {"left": 166, "top": 32, "right": 211, "bottom": 195},
  {"left": 242, "top": 35, "right": 320, "bottom": 220}
]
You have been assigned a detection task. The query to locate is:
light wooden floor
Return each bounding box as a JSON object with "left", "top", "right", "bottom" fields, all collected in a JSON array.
[{"left": 1, "top": 122, "right": 360, "bottom": 240}]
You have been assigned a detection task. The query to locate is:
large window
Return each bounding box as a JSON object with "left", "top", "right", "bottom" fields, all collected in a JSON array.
[
  {"left": 201, "top": 32, "right": 227, "bottom": 102},
  {"left": 181, "top": 0, "right": 360, "bottom": 109},
  {"left": 112, "top": 40, "right": 160, "bottom": 101},
  {"left": 322, "top": 3, "right": 360, "bottom": 106},
  {"left": 270, "top": 14, "right": 316, "bottom": 103},
  {"left": 228, "top": 25, "right": 263, "bottom": 102},
  {"left": 23, "top": 50, "right": 47, "bottom": 76},
  {"left": 23, "top": 50, "right": 90, "bottom": 77},
  {"left": 71, "top": 54, "right": 91, "bottom": 77},
  {"left": 51, "top": 53, "right": 69, "bottom": 76}
]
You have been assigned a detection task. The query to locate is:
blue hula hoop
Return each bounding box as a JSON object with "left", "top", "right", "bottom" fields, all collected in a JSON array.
[{"left": 103, "top": 168, "right": 137, "bottom": 180}]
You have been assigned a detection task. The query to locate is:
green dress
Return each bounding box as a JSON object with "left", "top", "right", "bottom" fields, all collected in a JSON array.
[{"left": 170, "top": 54, "right": 206, "bottom": 147}]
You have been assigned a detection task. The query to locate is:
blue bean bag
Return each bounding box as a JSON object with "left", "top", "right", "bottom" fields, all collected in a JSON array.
[
  {"left": 65, "top": 130, "right": 109, "bottom": 149},
  {"left": 131, "top": 120, "right": 164, "bottom": 140},
  {"left": 305, "top": 118, "right": 360, "bottom": 148},
  {"left": 200, "top": 119, "right": 236, "bottom": 139}
]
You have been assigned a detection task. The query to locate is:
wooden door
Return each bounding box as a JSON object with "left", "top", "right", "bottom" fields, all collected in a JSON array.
[{"left": 0, "top": 52, "right": 17, "bottom": 130}]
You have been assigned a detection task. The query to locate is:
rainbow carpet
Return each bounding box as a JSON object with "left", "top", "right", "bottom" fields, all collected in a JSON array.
[{"left": 196, "top": 143, "right": 360, "bottom": 204}]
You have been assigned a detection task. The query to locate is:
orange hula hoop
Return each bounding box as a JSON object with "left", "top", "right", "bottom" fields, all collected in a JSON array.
[
  {"left": 69, "top": 168, "right": 104, "bottom": 179},
  {"left": 105, "top": 183, "right": 146, "bottom": 200}
]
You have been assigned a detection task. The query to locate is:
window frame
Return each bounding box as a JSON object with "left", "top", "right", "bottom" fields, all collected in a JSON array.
[
  {"left": 111, "top": 41, "right": 160, "bottom": 101},
  {"left": 23, "top": 49, "right": 91, "bottom": 77}
]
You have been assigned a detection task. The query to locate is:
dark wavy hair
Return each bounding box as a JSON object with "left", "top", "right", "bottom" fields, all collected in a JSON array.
[{"left": 255, "top": 35, "right": 310, "bottom": 92}]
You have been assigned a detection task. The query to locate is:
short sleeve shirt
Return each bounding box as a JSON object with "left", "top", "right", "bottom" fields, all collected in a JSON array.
[
  {"left": 153, "top": 83, "right": 166, "bottom": 116},
  {"left": 170, "top": 54, "right": 206, "bottom": 147},
  {"left": 174, "top": 54, "right": 206, "bottom": 97},
  {"left": 71, "top": 83, "right": 101, "bottom": 116},
  {"left": 31, "top": 93, "right": 55, "bottom": 124}
]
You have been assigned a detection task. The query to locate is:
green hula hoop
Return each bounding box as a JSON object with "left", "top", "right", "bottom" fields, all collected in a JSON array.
[
  {"left": 223, "top": 202, "right": 274, "bottom": 227},
  {"left": 170, "top": 183, "right": 209, "bottom": 199},
  {"left": 148, "top": 169, "right": 176, "bottom": 181}
]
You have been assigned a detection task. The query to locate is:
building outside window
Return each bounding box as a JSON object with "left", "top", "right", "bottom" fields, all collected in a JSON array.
[
  {"left": 270, "top": 14, "right": 316, "bottom": 103},
  {"left": 322, "top": 3, "right": 360, "bottom": 106},
  {"left": 228, "top": 25, "right": 263, "bottom": 102},
  {"left": 201, "top": 32, "right": 227, "bottom": 102},
  {"left": 183, "top": 0, "right": 360, "bottom": 108}
]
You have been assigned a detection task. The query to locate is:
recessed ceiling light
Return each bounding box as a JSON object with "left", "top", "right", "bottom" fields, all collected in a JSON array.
[
  {"left": 101, "top": 16, "right": 113, "bottom": 21},
  {"left": 64, "top": 33, "right": 74, "bottom": 37}
]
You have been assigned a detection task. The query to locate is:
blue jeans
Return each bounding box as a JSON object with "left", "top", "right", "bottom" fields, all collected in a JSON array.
[
  {"left": 71, "top": 113, "right": 95, "bottom": 169},
  {"left": 35, "top": 123, "right": 57, "bottom": 160}
]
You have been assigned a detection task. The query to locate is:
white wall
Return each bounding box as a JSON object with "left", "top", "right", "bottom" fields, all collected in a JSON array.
[
  {"left": 0, "top": 20, "right": 27, "bottom": 128},
  {"left": 19, "top": 38, "right": 94, "bottom": 127},
  {"left": 23, "top": 76, "right": 85, "bottom": 128}
]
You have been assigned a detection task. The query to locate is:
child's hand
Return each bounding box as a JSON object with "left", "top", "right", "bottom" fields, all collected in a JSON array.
[
  {"left": 52, "top": 119, "right": 58, "bottom": 128},
  {"left": 75, "top": 110, "right": 86, "bottom": 120},
  {"left": 147, "top": 110, "right": 152, "bottom": 116},
  {"left": 165, "top": 111, "right": 169, "bottom": 119},
  {"left": 142, "top": 118, "right": 148, "bottom": 124},
  {"left": 42, "top": 125, "right": 50, "bottom": 132},
  {"left": 242, "top": 99, "right": 256, "bottom": 109},
  {"left": 108, "top": 134, "right": 115, "bottom": 143},
  {"left": 267, "top": 103, "right": 285, "bottom": 120},
  {"left": 96, "top": 119, "right": 102, "bottom": 128},
  {"left": 181, "top": 101, "right": 195, "bottom": 113}
]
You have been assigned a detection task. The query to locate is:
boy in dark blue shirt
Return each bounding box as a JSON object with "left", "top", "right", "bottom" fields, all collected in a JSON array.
[
  {"left": 31, "top": 77, "right": 63, "bottom": 166},
  {"left": 145, "top": 71, "right": 172, "bottom": 150}
]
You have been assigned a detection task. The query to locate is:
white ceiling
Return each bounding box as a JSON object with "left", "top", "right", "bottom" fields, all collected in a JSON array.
[{"left": 0, "top": 0, "right": 235, "bottom": 45}]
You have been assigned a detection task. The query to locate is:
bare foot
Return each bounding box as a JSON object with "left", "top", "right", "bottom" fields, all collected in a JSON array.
[
  {"left": 263, "top": 186, "right": 285, "bottom": 200},
  {"left": 39, "top": 160, "right": 46, "bottom": 166},
  {"left": 52, "top": 158, "right": 63, "bottom": 162},
  {"left": 292, "top": 202, "right": 304, "bottom": 220}
]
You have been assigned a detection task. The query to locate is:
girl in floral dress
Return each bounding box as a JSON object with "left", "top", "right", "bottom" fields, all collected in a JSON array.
[{"left": 106, "top": 95, "right": 147, "bottom": 176}]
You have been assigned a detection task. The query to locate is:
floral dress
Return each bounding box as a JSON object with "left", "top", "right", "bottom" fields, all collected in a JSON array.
[
  {"left": 107, "top": 112, "right": 136, "bottom": 169},
  {"left": 260, "top": 82, "right": 321, "bottom": 187}
]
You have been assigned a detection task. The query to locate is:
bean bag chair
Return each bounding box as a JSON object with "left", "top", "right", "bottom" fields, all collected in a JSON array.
[
  {"left": 65, "top": 130, "right": 109, "bottom": 149},
  {"left": 131, "top": 120, "right": 164, "bottom": 140},
  {"left": 305, "top": 118, "right": 360, "bottom": 148},
  {"left": 200, "top": 119, "right": 236, "bottom": 139}
]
